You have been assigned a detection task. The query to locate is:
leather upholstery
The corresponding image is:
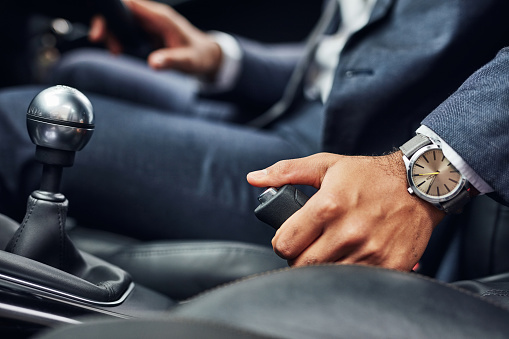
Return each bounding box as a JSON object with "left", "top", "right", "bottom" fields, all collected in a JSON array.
[
  {"left": 6, "top": 195, "right": 86, "bottom": 275},
  {"left": 35, "top": 265, "right": 509, "bottom": 339},
  {"left": 35, "top": 318, "right": 274, "bottom": 339},
  {"left": 69, "top": 227, "right": 288, "bottom": 300},
  {"left": 455, "top": 272, "right": 509, "bottom": 309},
  {"left": 169, "top": 265, "right": 509, "bottom": 338},
  {"left": 65, "top": 194, "right": 509, "bottom": 299},
  {"left": 0, "top": 211, "right": 287, "bottom": 301},
  {"left": 0, "top": 249, "right": 132, "bottom": 303},
  {"left": 0, "top": 197, "right": 133, "bottom": 303},
  {"left": 0, "top": 214, "right": 19, "bottom": 250},
  {"left": 458, "top": 196, "right": 509, "bottom": 279}
]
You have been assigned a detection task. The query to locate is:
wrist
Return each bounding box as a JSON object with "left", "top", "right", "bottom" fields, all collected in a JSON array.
[
  {"left": 386, "top": 150, "right": 446, "bottom": 225},
  {"left": 199, "top": 36, "right": 223, "bottom": 80},
  {"left": 200, "top": 31, "right": 242, "bottom": 91}
]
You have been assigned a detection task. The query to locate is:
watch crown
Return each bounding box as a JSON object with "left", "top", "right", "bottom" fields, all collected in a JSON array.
[{"left": 407, "top": 187, "right": 414, "bottom": 195}]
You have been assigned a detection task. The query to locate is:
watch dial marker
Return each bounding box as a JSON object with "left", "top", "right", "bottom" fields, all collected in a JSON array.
[{"left": 412, "top": 149, "right": 462, "bottom": 198}]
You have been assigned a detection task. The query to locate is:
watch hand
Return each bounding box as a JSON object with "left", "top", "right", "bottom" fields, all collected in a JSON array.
[{"left": 416, "top": 172, "right": 440, "bottom": 176}]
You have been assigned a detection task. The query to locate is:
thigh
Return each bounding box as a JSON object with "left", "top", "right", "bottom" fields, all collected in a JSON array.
[
  {"left": 50, "top": 48, "right": 198, "bottom": 113},
  {"left": 0, "top": 86, "right": 313, "bottom": 245},
  {"left": 51, "top": 48, "right": 243, "bottom": 122},
  {"left": 0, "top": 88, "right": 42, "bottom": 219}
]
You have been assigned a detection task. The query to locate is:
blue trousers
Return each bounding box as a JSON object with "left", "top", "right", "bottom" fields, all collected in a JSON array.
[{"left": 0, "top": 49, "right": 323, "bottom": 245}]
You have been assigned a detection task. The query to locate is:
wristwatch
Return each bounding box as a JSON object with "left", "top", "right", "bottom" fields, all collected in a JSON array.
[{"left": 400, "top": 134, "right": 473, "bottom": 214}]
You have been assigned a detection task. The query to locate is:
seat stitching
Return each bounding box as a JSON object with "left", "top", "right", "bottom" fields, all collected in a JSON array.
[
  {"left": 481, "top": 289, "right": 509, "bottom": 297},
  {"left": 112, "top": 247, "right": 278, "bottom": 259},
  {"left": 181, "top": 264, "right": 509, "bottom": 312},
  {"left": 8, "top": 198, "right": 37, "bottom": 251}
]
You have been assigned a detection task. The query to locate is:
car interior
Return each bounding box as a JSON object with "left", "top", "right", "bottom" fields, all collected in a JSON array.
[{"left": 1, "top": 0, "right": 509, "bottom": 338}]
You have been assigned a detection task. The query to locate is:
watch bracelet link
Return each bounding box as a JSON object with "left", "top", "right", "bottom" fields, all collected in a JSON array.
[
  {"left": 400, "top": 134, "right": 431, "bottom": 158},
  {"left": 400, "top": 134, "right": 469, "bottom": 214}
]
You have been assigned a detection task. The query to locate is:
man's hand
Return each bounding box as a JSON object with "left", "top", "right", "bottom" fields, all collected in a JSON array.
[
  {"left": 89, "top": 0, "right": 222, "bottom": 78},
  {"left": 247, "top": 152, "right": 446, "bottom": 272}
]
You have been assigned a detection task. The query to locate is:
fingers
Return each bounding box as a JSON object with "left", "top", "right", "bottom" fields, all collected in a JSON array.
[
  {"left": 148, "top": 49, "right": 180, "bottom": 69},
  {"left": 124, "top": 0, "right": 181, "bottom": 35},
  {"left": 271, "top": 200, "right": 324, "bottom": 261},
  {"left": 249, "top": 153, "right": 347, "bottom": 264},
  {"left": 148, "top": 48, "right": 200, "bottom": 72},
  {"left": 262, "top": 153, "right": 442, "bottom": 272},
  {"left": 89, "top": 15, "right": 123, "bottom": 54},
  {"left": 272, "top": 186, "right": 348, "bottom": 263},
  {"left": 89, "top": 15, "right": 106, "bottom": 42},
  {"left": 124, "top": 0, "right": 160, "bottom": 29},
  {"left": 287, "top": 231, "right": 355, "bottom": 267},
  {"left": 247, "top": 153, "right": 340, "bottom": 189}
]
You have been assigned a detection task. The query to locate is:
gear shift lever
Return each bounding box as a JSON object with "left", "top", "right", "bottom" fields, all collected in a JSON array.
[
  {"left": 1, "top": 86, "right": 132, "bottom": 304},
  {"left": 6, "top": 86, "right": 94, "bottom": 274},
  {"left": 28, "top": 85, "right": 95, "bottom": 194}
]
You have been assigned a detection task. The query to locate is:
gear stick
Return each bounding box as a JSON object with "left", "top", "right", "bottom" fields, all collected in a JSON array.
[
  {"left": 1, "top": 86, "right": 132, "bottom": 304},
  {"left": 5, "top": 85, "right": 94, "bottom": 275}
]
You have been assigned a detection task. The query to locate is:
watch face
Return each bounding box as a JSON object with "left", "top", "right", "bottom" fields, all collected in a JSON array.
[{"left": 410, "top": 147, "right": 463, "bottom": 199}]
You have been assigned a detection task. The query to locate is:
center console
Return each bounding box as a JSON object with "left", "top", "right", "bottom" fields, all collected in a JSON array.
[{"left": 0, "top": 86, "right": 175, "bottom": 334}]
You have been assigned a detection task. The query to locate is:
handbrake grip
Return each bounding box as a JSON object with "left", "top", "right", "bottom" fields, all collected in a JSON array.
[{"left": 254, "top": 185, "right": 309, "bottom": 230}]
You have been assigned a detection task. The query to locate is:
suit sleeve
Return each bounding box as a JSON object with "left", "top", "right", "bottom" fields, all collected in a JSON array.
[
  {"left": 422, "top": 47, "right": 509, "bottom": 206},
  {"left": 204, "top": 37, "right": 305, "bottom": 112}
]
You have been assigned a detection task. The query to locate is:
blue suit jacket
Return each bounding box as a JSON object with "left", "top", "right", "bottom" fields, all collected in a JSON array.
[
  {"left": 214, "top": 0, "right": 509, "bottom": 205},
  {"left": 423, "top": 48, "right": 509, "bottom": 205},
  {"left": 222, "top": 0, "right": 509, "bottom": 156}
]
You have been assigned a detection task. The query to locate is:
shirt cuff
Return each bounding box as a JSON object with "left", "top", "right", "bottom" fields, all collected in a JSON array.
[
  {"left": 199, "top": 31, "right": 243, "bottom": 93},
  {"left": 416, "top": 125, "right": 494, "bottom": 195}
]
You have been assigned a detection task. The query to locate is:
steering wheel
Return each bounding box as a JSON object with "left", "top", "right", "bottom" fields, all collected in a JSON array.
[{"left": 89, "top": 0, "right": 153, "bottom": 58}]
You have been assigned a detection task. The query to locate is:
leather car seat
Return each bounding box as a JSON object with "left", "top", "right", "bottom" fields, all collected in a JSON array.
[
  {"left": 67, "top": 226, "right": 287, "bottom": 300},
  {"left": 35, "top": 265, "right": 509, "bottom": 339},
  {"left": 2, "top": 192, "right": 506, "bottom": 303},
  {"left": 63, "top": 193, "right": 509, "bottom": 299},
  {"left": 0, "top": 212, "right": 287, "bottom": 301},
  {"left": 457, "top": 195, "right": 509, "bottom": 280}
]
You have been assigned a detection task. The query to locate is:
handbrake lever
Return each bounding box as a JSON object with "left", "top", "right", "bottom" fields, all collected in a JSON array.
[{"left": 254, "top": 185, "right": 309, "bottom": 230}]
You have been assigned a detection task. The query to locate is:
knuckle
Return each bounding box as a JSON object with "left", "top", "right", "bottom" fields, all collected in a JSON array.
[
  {"left": 273, "top": 239, "right": 295, "bottom": 259},
  {"left": 303, "top": 256, "right": 319, "bottom": 266},
  {"left": 314, "top": 194, "right": 343, "bottom": 221},
  {"left": 363, "top": 238, "right": 383, "bottom": 258},
  {"left": 292, "top": 256, "right": 319, "bottom": 267},
  {"left": 342, "top": 235, "right": 363, "bottom": 250}
]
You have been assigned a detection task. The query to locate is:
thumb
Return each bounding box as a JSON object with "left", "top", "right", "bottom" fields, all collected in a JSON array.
[
  {"left": 247, "top": 153, "right": 339, "bottom": 189},
  {"left": 88, "top": 15, "right": 106, "bottom": 42},
  {"left": 148, "top": 49, "right": 194, "bottom": 72},
  {"left": 125, "top": 0, "right": 171, "bottom": 32}
]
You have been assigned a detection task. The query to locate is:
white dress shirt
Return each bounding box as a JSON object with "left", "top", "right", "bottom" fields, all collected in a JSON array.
[{"left": 305, "top": 0, "right": 376, "bottom": 102}]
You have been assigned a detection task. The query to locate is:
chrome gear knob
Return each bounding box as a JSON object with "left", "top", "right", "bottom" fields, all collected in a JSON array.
[{"left": 27, "top": 85, "right": 94, "bottom": 152}]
